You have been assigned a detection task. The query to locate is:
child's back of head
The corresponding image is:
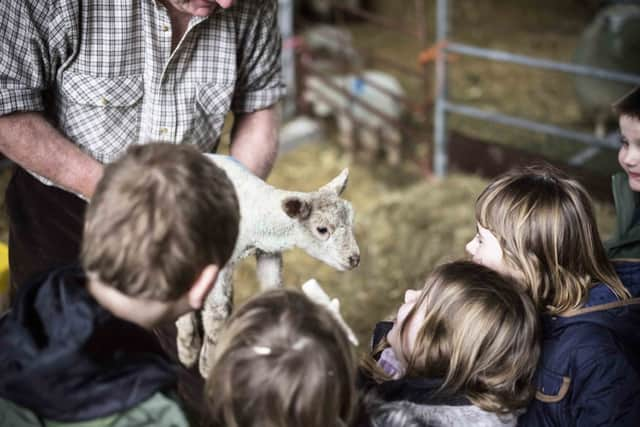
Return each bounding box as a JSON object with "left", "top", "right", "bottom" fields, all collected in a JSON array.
[
  {"left": 364, "top": 260, "right": 539, "bottom": 417},
  {"left": 205, "top": 288, "right": 357, "bottom": 427},
  {"left": 82, "top": 142, "right": 239, "bottom": 311}
]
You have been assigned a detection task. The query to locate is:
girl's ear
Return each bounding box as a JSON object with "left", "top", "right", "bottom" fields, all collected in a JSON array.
[{"left": 188, "top": 264, "right": 219, "bottom": 309}]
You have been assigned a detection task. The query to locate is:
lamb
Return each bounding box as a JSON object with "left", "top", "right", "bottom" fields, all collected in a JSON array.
[
  {"left": 176, "top": 154, "right": 360, "bottom": 378},
  {"left": 303, "top": 70, "right": 406, "bottom": 165}
]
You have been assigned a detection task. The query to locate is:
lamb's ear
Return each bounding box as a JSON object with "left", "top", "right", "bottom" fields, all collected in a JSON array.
[
  {"left": 319, "top": 168, "right": 349, "bottom": 195},
  {"left": 282, "top": 197, "right": 311, "bottom": 220}
]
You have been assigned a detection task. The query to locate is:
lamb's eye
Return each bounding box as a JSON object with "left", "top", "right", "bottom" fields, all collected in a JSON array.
[{"left": 317, "top": 226, "right": 328, "bottom": 235}]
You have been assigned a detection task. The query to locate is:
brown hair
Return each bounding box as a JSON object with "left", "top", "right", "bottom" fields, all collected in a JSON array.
[
  {"left": 82, "top": 143, "right": 239, "bottom": 300},
  {"left": 205, "top": 288, "right": 357, "bottom": 427},
  {"left": 475, "top": 164, "right": 629, "bottom": 314},
  {"left": 613, "top": 86, "right": 640, "bottom": 119},
  {"left": 362, "top": 260, "right": 539, "bottom": 414}
]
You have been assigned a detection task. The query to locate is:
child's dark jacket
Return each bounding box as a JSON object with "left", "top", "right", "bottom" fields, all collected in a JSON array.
[
  {"left": 0, "top": 265, "right": 186, "bottom": 426},
  {"left": 518, "top": 260, "right": 640, "bottom": 427}
]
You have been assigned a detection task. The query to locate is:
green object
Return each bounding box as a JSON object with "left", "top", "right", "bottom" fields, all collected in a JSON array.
[
  {"left": 0, "top": 392, "right": 189, "bottom": 427},
  {"left": 605, "top": 172, "right": 640, "bottom": 259}
]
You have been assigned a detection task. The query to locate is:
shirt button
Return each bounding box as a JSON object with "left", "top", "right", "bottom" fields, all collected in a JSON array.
[
  {"left": 161, "top": 24, "right": 170, "bottom": 32},
  {"left": 159, "top": 127, "right": 169, "bottom": 135},
  {"left": 98, "top": 96, "right": 109, "bottom": 106}
]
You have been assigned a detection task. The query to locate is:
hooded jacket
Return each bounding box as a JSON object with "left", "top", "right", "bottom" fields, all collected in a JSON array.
[
  {"left": 357, "top": 322, "right": 519, "bottom": 427},
  {"left": 605, "top": 172, "right": 640, "bottom": 259},
  {"left": 0, "top": 265, "right": 187, "bottom": 426},
  {"left": 518, "top": 260, "right": 640, "bottom": 427}
]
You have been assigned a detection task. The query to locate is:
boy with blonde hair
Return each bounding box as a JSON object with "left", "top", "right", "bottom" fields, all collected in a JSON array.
[{"left": 0, "top": 143, "right": 239, "bottom": 426}]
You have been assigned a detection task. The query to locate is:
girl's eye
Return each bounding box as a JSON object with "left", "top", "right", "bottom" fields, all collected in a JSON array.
[{"left": 317, "top": 227, "right": 328, "bottom": 234}]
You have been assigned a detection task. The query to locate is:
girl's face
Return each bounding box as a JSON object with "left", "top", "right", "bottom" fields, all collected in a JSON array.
[
  {"left": 618, "top": 115, "right": 640, "bottom": 192},
  {"left": 387, "top": 289, "right": 426, "bottom": 368},
  {"left": 466, "top": 223, "right": 512, "bottom": 276}
]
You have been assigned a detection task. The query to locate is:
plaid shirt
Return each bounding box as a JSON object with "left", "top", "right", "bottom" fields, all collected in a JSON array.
[{"left": 0, "top": 0, "right": 285, "bottom": 179}]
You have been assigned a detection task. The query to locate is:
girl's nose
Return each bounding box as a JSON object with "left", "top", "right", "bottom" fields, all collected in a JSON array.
[
  {"left": 465, "top": 239, "right": 476, "bottom": 255},
  {"left": 622, "top": 144, "right": 640, "bottom": 167},
  {"left": 404, "top": 289, "right": 419, "bottom": 303}
]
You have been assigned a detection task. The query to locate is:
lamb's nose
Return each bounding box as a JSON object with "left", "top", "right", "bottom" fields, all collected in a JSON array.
[{"left": 349, "top": 254, "right": 360, "bottom": 268}]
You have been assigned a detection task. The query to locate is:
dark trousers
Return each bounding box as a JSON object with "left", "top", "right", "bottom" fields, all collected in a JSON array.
[{"left": 5, "top": 167, "right": 206, "bottom": 424}]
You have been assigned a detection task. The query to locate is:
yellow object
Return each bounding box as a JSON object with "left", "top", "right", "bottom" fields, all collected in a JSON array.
[{"left": 0, "top": 242, "right": 9, "bottom": 296}]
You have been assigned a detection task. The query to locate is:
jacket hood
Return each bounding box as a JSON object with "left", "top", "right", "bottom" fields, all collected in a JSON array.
[
  {"left": 0, "top": 265, "right": 177, "bottom": 422},
  {"left": 365, "top": 397, "right": 518, "bottom": 427},
  {"left": 546, "top": 261, "right": 640, "bottom": 340}
]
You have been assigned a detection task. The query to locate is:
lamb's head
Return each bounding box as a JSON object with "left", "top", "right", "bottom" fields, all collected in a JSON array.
[{"left": 281, "top": 169, "right": 360, "bottom": 271}]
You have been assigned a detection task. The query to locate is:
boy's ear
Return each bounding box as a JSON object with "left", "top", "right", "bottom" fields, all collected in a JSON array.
[{"left": 188, "top": 264, "right": 219, "bottom": 309}]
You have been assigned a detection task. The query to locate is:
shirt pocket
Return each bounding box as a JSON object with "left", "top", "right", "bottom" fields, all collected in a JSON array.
[
  {"left": 61, "top": 73, "right": 143, "bottom": 163},
  {"left": 189, "top": 82, "right": 234, "bottom": 153}
]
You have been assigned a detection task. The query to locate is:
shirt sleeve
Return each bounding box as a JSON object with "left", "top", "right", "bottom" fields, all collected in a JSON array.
[
  {"left": 231, "top": 0, "right": 286, "bottom": 113},
  {"left": 0, "top": 0, "right": 73, "bottom": 116}
]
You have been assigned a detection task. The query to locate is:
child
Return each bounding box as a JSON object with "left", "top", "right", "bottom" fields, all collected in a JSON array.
[
  {"left": 606, "top": 86, "right": 640, "bottom": 258},
  {"left": 359, "top": 260, "right": 539, "bottom": 427},
  {"left": 466, "top": 165, "right": 640, "bottom": 426},
  {"left": 0, "top": 143, "right": 240, "bottom": 426},
  {"left": 205, "top": 288, "right": 357, "bottom": 427}
]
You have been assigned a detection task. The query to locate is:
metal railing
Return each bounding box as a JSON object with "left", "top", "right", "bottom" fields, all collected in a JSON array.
[{"left": 433, "top": 0, "right": 640, "bottom": 176}]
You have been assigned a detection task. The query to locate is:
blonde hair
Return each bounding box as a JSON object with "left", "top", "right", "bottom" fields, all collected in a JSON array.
[
  {"left": 82, "top": 143, "right": 239, "bottom": 301},
  {"left": 205, "top": 288, "right": 357, "bottom": 427},
  {"left": 363, "top": 260, "right": 539, "bottom": 414},
  {"left": 475, "top": 165, "right": 629, "bottom": 314}
]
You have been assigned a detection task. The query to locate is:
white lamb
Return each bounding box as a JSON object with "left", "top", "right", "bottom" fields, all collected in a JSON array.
[{"left": 176, "top": 154, "right": 360, "bottom": 378}]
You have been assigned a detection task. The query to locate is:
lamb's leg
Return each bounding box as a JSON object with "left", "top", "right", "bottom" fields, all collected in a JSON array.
[
  {"left": 337, "top": 116, "right": 355, "bottom": 151},
  {"left": 385, "top": 128, "right": 402, "bottom": 166},
  {"left": 256, "top": 250, "right": 283, "bottom": 290},
  {"left": 199, "top": 267, "right": 233, "bottom": 378},
  {"left": 175, "top": 312, "right": 202, "bottom": 368},
  {"left": 359, "top": 127, "right": 379, "bottom": 162}
]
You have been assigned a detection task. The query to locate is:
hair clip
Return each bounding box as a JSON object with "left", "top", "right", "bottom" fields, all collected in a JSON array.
[
  {"left": 292, "top": 337, "right": 309, "bottom": 351},
  {"left": 252, "top": 345, "right": 272, "bottom": 355}
]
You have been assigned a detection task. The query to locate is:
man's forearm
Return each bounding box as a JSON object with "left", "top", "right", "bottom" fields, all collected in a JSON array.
[
  {"left": 230, "top": 106, "right": 279, "bottom": 179},
  {"left": 0, "top": 112, "right": 103, "bottom": 199}
]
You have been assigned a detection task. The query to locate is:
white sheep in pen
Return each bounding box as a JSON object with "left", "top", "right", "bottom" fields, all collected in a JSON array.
[
  {"left": 303, "top": 70, "right": 406, "bottom": 165},
  {"left": 176, "top": 154, "right": 360, "bottom": 377}
]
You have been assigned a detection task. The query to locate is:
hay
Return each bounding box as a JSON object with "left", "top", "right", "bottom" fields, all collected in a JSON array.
[{"left": 233, "top": 141, "right": 616, "bottom": 349}]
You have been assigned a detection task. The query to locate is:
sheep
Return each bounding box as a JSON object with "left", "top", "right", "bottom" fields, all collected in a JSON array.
[
  {"left": 303, "top": 70, "right": 406, "bottom": 165},
  {"left": 302, "top": 24, "right": 363, "bottom": 70},
  {"left": 176, "top": 154, "right": 360, "bottom": 378},
  {"left": 574, "top": 3, "right": 640, "bottom": 137}
]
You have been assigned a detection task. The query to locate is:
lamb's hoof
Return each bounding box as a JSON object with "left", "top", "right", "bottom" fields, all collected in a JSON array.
[{"left": 176, "top": 315, "right": 202, "bottom": 368}]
